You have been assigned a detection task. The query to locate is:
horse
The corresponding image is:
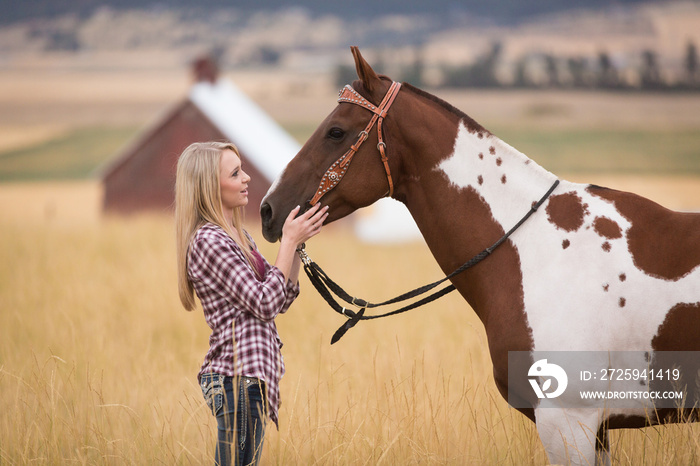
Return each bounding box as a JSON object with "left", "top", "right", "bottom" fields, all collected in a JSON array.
[{"left": 260, "top": 46, "right": 700, "bottom": 465}]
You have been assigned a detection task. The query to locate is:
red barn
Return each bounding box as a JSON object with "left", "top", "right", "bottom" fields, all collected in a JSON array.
[{"left": 100, "top": 57, "right": 300, "bottom": 219}]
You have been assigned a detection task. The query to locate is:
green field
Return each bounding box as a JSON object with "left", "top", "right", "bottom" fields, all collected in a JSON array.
[
  {"left": 0, "top": 126, "right": 138, "bottom": 181},
  {"left": 494, "top": 127, "right": 700, "bottom": 174},
  {"left": 2, "top": 124, "right": 699, "bottom": 181}
]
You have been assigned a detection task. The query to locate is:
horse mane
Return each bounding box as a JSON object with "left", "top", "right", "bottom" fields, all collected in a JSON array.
[
  {"left": 351, "top": 75, "right": 393, "bottom": 98},
  {"left": 349, "top": 78, "right": 490, "bottom": 136},
  {"left": 401, "top": 82, "right": 491, "bottom": 136}
]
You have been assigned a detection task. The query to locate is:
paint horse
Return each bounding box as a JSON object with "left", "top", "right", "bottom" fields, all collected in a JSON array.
[{"left": 261, "top": 47, "right": 700, "bottom": 465}]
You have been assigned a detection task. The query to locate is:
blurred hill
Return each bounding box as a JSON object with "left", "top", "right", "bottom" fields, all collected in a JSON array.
[
  {"left": 1, "top": 0, "right": 699, "bottom": 94},
  {"left": 0, "top": 0, "right": 663, "bottom": 24}
]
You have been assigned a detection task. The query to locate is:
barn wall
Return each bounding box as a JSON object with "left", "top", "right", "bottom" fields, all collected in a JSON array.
[{"left": 102, "top": 100, "right": 271, "bottom": 220}]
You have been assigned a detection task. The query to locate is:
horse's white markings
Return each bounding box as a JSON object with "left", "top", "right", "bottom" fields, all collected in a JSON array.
[
  {"left": 262, "top": 165, "right": 287, "bottom": 204},
  {"left": 438, "top": 121, "right": 700, "bottom": 464}
]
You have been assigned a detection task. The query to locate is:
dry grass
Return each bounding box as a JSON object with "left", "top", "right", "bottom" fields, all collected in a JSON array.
[
  {"left": 1, "top": 183, "right": 700, "bottom": 465},
  {"left": 0, "top": 180, "right": 103, "bottom": 225}
]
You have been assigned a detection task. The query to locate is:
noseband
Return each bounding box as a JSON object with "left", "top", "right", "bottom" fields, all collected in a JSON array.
[{"left": 309, "top": 81, "right": 402, "bottom": 205}]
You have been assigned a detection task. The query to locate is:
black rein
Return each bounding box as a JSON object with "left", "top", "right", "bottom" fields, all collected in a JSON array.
[{"left": 298, "top": 179, "right": 560, "bottom": 344}]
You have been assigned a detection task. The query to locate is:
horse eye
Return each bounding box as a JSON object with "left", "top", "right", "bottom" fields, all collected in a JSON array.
[{"left": 327, "top": 127, "right": 345, "bottom": 140}]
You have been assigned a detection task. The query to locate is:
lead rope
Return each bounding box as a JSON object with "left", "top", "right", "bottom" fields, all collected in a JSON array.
[{"left": 299, "top": 179, "right": 560, "bottom": 344}]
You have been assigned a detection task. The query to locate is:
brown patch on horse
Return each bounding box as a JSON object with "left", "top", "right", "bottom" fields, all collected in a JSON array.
[
  {"left": 651, "top": 303, "right": 700, "bottom": 418},
  {"left": 562, "top": 239, "right": 570, "bottom": 249},
  {"left": 546, "top": 192, "right": 589, "bottom": 232},
  {"left": 409, "top": 179, "right": 536, "bottom": 418},
  {"left": 652, "top": 302, "right": 700, "bottom": 350},
  {"left": 593, "top": 217, "right": 622, "bottom": 239},
  {"left": 588, "top": 185, "right": 700, "bottom": 281}
]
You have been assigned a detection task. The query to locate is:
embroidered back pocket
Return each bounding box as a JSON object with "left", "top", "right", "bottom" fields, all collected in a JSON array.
[{"left": 200, "top": 373, "right": 225, "bottom": 416}]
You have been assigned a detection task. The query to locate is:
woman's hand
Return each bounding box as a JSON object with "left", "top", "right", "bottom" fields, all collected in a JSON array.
[
  {"left": 275, "top": 203, "right": 329, "bottom": 284},
  {"left": 281, "top": 203, "right": 329, "bottom": 247}
]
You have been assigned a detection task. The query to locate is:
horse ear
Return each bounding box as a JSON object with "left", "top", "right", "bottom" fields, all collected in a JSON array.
[{"left": 351, "top": 46, "right": 381, "bottom": 93}]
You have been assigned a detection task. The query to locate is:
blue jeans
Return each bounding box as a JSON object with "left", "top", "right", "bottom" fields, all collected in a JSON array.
[{"left": 200, "top": 373, "right": 267, "bottom": 466}]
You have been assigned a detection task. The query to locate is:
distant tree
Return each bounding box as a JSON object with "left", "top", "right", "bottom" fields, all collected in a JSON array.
[
  {"left": 684, "top": 40, "right": 699, "bottom": 86},
  {"left": 257, "top": 46, "right": 280, "bottom": 65},
  {"left": 44, "top": 29, "right": 81, "bottom": 52},
  {"left": 596, "top": 51, "right": 620, "bottom": 89},
  {"left": 335, "top": 64, "right": 357, "bottom": 88},
  {"left": 474, "top": 41, "right": 503, "bottom": 87},
  {"left": 399, "top": 47, "right": 425, "bottom": 87},
  {"left": 543, "top": 54, "right": 560, "bottom": 87},
  {"left": 372, "top": 51, "right": 387, "bottom": 76},
  {"left": 512, "top": 56, "right": 533, "bottom": 88},
  {"left": 640, "top": 49, "right": 663, "bottom": 89},
  {"left": 566, "top": 57, "right": 588, "bottom": 88},
  {"left": 442, "top": 42, "right": 502, "bottom": 88}
]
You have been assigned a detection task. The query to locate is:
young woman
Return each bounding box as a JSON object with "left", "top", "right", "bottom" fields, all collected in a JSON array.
[{"left": 175, "top": 141, "right": 327, "bottom": 465}]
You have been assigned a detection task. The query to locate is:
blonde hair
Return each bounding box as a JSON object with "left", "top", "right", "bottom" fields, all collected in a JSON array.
[{"left": 175, "top": 141, "right": 257, "bottom": 311}]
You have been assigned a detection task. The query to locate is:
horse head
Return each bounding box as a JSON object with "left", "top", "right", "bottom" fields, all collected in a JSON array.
[{"left": 261, "top": 47, "right": 404, "bottom": 242}]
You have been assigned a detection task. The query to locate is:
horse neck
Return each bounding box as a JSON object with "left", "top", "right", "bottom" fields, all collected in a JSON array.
[
  {"left": 401, "top": 117, "right": 558, "bottom": 236},
  {"left": 439, "top": 124, "right": 558, "bottom": 227},
  {"left": 397, "top": 119, "right": 558, "bottom": 320},
  {"left": 393, "top": 86, "right": 558, "bottom": 237}
]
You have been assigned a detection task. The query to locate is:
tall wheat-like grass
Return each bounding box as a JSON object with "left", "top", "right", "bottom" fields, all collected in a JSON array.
[{"left": 1, "top": 198, "right": 699, "bottom": 464}]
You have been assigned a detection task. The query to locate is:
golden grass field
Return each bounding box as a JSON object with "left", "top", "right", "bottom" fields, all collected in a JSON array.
[
  {"left": 1, "top": 179, "right": 700, "bottom": 465},
  {"left": 1, "top": 63, "right": 700, "bottom": 464}
]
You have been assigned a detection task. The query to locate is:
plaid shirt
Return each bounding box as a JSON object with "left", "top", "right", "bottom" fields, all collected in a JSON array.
[{"left": 188, "top": 223, "right": 299, "bottom": 427}]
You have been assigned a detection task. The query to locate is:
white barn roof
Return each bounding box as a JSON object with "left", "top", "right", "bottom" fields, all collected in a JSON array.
[{"left": 189, "top": 78, "right": 301, "bottom": 182}]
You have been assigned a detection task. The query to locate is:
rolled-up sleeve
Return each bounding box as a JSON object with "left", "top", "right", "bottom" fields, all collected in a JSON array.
[
  {"left": 189, "top": 227, "right": 298, "bottom": 322},
  {"left": 280, "top": 277, "right": 300, "bottom": 314}
]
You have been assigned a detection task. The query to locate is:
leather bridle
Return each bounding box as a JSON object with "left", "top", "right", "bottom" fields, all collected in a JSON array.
[{"left": 309, "top": 81, "right": 402, "bottom": 206}]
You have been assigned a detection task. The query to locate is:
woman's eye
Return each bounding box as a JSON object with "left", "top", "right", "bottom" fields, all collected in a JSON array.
[{"left": 328, "top": 128, "right": 345, "bottom": 140}]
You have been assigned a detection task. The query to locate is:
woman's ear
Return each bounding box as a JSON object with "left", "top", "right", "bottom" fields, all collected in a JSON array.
[{"left": 351, "top": 46, "right": 382, "bottom": 93}]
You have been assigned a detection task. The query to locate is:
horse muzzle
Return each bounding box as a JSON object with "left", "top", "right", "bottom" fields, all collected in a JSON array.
[
  {"left": 260, "top": 201, "right": 281, "bottom": 243},
  {"left": 260, "top": 199, "right": 316, "bottom": 243}
]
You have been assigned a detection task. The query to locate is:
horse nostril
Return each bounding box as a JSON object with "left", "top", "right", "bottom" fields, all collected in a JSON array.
[{"left": 260, "top": 202, "right": 272, "bottom": 224}]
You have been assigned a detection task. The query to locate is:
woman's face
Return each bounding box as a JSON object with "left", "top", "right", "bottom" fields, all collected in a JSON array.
[{"left": 219, "top": 149, "right": 250, "bottom": 210}]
